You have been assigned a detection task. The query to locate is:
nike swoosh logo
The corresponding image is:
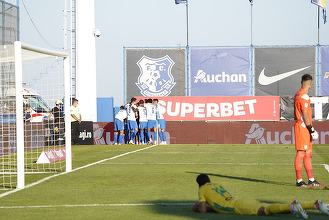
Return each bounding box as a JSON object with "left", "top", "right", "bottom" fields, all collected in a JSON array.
[{"left": 258, "top": 66, "right": 311, "bottom": 86}]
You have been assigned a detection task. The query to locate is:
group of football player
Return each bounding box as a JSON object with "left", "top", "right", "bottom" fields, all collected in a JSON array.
[{"left": 113, "top": 97, "right": 167, "bottom": 145}]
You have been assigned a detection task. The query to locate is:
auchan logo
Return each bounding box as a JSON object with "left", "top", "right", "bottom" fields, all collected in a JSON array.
[
  {"left": 245, "top": 123, "right": 329, "bottom": 144},
  {"left": 194, "top": 70, "right": 247, "bottom": 83}
]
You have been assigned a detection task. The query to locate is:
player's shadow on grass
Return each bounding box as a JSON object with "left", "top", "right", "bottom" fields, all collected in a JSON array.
[
  {"left": 146, "top": 200, "right": 327, "bottom": 220},
  {"left": 145, "top": 199, "right": 261, "bottom": 220},
  {"left": 186, "top": 171, "right": 294, "bottom": 187}
]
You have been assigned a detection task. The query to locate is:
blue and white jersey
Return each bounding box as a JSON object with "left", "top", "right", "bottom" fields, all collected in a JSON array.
[
  {"left": 126, "top": 104, "right": 137, "bottom": 121},
  {"left": 145, "top": 103, "right": 157, "bottom": 121},
  {"left": 115, "top": 109, "right": 127, "bottom": 121},
  {"left": 138, "top": 106, "right": 148, "bottom": 122},
  {"left": 156, "top": 105, "right": 165, "bottom": 120}
]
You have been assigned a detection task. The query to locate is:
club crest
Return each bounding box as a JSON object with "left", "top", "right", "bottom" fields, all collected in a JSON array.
[{"left": 136, "top": 55, "right": 176, "bottom": 96}]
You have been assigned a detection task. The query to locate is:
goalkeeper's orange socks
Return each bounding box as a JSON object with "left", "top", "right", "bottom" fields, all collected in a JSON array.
[
  {"left": 303, "top": 150, "right": 314, "bottom": 180},
  {"left": 294, "top": 150, "right": 314, "bottom": 183},
  {"left": 295, "top": 151, "right": 305, "bottom": 180}
]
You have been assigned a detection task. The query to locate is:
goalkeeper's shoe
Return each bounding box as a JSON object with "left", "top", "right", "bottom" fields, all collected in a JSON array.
[
  {"left": 296, "top": 181, "right": 307, "bottom": 187},
  {"left": 290, "top": 200, "right": 308, "bottom": 219},
  {"left": 308, "top": 179, "right": 321, "bottom": 188},
  {"left": 315, "top": 200, "right": 329, "bottom": 216}
]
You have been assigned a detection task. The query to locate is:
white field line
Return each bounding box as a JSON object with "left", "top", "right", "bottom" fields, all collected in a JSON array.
[
  {"left": 0, "top": 202, "right": 193, "bottom": 209},
  {"left": 324, "top": 164, "right": 329, "bottom": 173},
  {"left": 138, "top": 151, "right": 329, "bottom": 155},
  {"left": 0, "top": 145, "right": 157, "bottom": 199},
  {"left": 99, "top": 162, "right": 327, "bottom": 166},
  {"left": 0, "top": 172, "right": 52, "bottom": 175}
]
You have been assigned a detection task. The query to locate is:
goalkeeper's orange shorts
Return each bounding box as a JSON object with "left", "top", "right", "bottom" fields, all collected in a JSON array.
[{"left": 294, "top": 123, "right": 312, "bottom": 151}]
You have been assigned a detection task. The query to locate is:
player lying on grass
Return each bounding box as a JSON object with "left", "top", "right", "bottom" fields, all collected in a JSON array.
[{"left": 193, "top": 174, "right": 329, "bottom": 219}]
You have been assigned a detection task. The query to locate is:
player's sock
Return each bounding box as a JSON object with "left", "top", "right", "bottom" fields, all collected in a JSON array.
[
  {"left": 304, "top": 150, "right": 314, "bottom": 180},
  {"left": 294, "top": 151, "right": 305, "bottom": 181},
  {"left": 130, "top": 130, "right": 136, "bottom": 142},
  {"left": 301, "top": 202, "right": 317, "bottom": 210},
  {"left": 134, "top": 130, "right": 138, "bottom": 141},
  {"left": 161, "top": 131, "right": 166, "bottom": 141},
  {"left": 265, "top": 204, "right": 291, "bottom": 215},
  {"left": 119, "top": 134, "right": 124, "bottom": 144},
  {"left": 265, "top": 201, "right": 313, "bottom": 215},
  {"left": 140, "top": 130, "right": 144, "bottom": 144},
  {"left": 147, "top": 130, "right": 152, "bottom": 143},
  {"left": 154, "top": 130, "right": 158, "bottom": 143},
  {"left": 126, "top": 130, "right": 130, "bottom": 142},
  {"left": 144, "top": 130, "right": 148, "bottom": 143},
  {"left": 113, "top": 133, "right": 118, "bottom": 144},
  {"left": 159, "top": 131, "right": 164, "bottom": 142}
]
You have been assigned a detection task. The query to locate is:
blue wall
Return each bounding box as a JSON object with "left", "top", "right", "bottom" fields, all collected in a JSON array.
[{"left": 97, "top": 97, "right": 114, "bottom": 122}]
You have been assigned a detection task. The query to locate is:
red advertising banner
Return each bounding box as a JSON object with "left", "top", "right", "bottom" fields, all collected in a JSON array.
[
  {"left": 92, "top": 121, "right": 329, "bottom": 145},
  {"left": 139, "top": 96, "right": 280, "bottom": 121},
  {"left": 166, "top": 121, "right": 329, "bottom": 145}
]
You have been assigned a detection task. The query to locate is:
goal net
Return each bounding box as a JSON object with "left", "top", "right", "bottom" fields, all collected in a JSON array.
[{"left": 0, "top": 42, "right": 71, "bottom": 191}]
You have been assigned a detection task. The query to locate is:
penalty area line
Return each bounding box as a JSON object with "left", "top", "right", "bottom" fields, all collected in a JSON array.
[
  {"left": 100, "top": 162, "right": 326, "bottom": 166},
  {"left": 0, "top": 145, "right": 157, "bottom": 199},
  {"left": 0, "top": 202, "right": 194, "bottom": 209}
]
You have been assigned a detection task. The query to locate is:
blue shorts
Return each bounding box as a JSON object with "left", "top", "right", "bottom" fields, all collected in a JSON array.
[
  {"left": 147, "top": 120, "right": 157, "bottom": 129},
  {"left": 128, "top": 120, "right": 138, "bottom": 130},
  {"left": 158, "top": 119, "right": 166, "bottom": 129},
  {"left": 139, "top": 121, "right": 148, "bottom": 129},
  {"left": 114, "top": 119, "right": 124, "bottom": 131}
]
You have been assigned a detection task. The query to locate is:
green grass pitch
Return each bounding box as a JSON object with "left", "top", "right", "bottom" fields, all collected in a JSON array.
[{"left": 0, "top": 144, "right": 328, "bottom": 220}]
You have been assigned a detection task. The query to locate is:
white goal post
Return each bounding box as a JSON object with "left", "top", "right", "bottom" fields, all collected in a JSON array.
[{"left": 13, "top": 41, "right": 72, "bottom": 189}]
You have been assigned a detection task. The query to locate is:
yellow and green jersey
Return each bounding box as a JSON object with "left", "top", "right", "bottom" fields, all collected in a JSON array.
[{"left": 198, "top": 182, "right": 236, "bottom": 213}]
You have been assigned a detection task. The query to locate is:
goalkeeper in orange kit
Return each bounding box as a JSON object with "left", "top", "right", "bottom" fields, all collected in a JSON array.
[
  {"left": 293, "top": 74, "right": 324, "bottom": 188},
  {"left": 193, "top": 174, "right": 329, "bottom": 219}
]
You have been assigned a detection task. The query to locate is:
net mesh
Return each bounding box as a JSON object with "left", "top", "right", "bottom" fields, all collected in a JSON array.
[
  {"left": 22, "top": 50, "right": 65, "bottom": 174},
  {"left": 0, "top": 45, "right": 16, "bottom": 190},
  {"left": 0, "top": 44, "right": 67, "bottom": 190}
]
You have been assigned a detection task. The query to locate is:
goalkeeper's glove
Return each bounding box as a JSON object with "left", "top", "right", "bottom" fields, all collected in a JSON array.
[{"left": 306, "top": 125, "right": 319, "bottom": 140}]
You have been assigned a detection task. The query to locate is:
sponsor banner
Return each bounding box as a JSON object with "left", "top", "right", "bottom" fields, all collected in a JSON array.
[
  {"left": 36, "top": 148, "right": 66, "bottom": 164},
  {"left": 92, "top": 122, "right": 171, "bottom": 145},
  {"left": 255, "top": 47, "right": 315, "bottom": 96},
  {"left": 125, "top": 48, "right": 185, "bottom": 102},
  {"left": 280, "top": 96, "right": 329, "bottom": 120},
  {"left": 138, "top": 96, "right": 280, "bottom": 121},
  {"left": 166, "top": 121, "right": 329, "bottom": 144},
  {"left": 321, "top": 46, "right": 329, "bottom": 95},
  {"left": 190, "top": 48, "right": 251, "bottom": 96},
  {"left": 78, "top": 121, "right": 94, "bottom": 145},
  {"left": 93, "top": 122, "right": 114, "bottom": 145},
  {"left": 91, "top": 121, "right": 329, "bottom": 145}
]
